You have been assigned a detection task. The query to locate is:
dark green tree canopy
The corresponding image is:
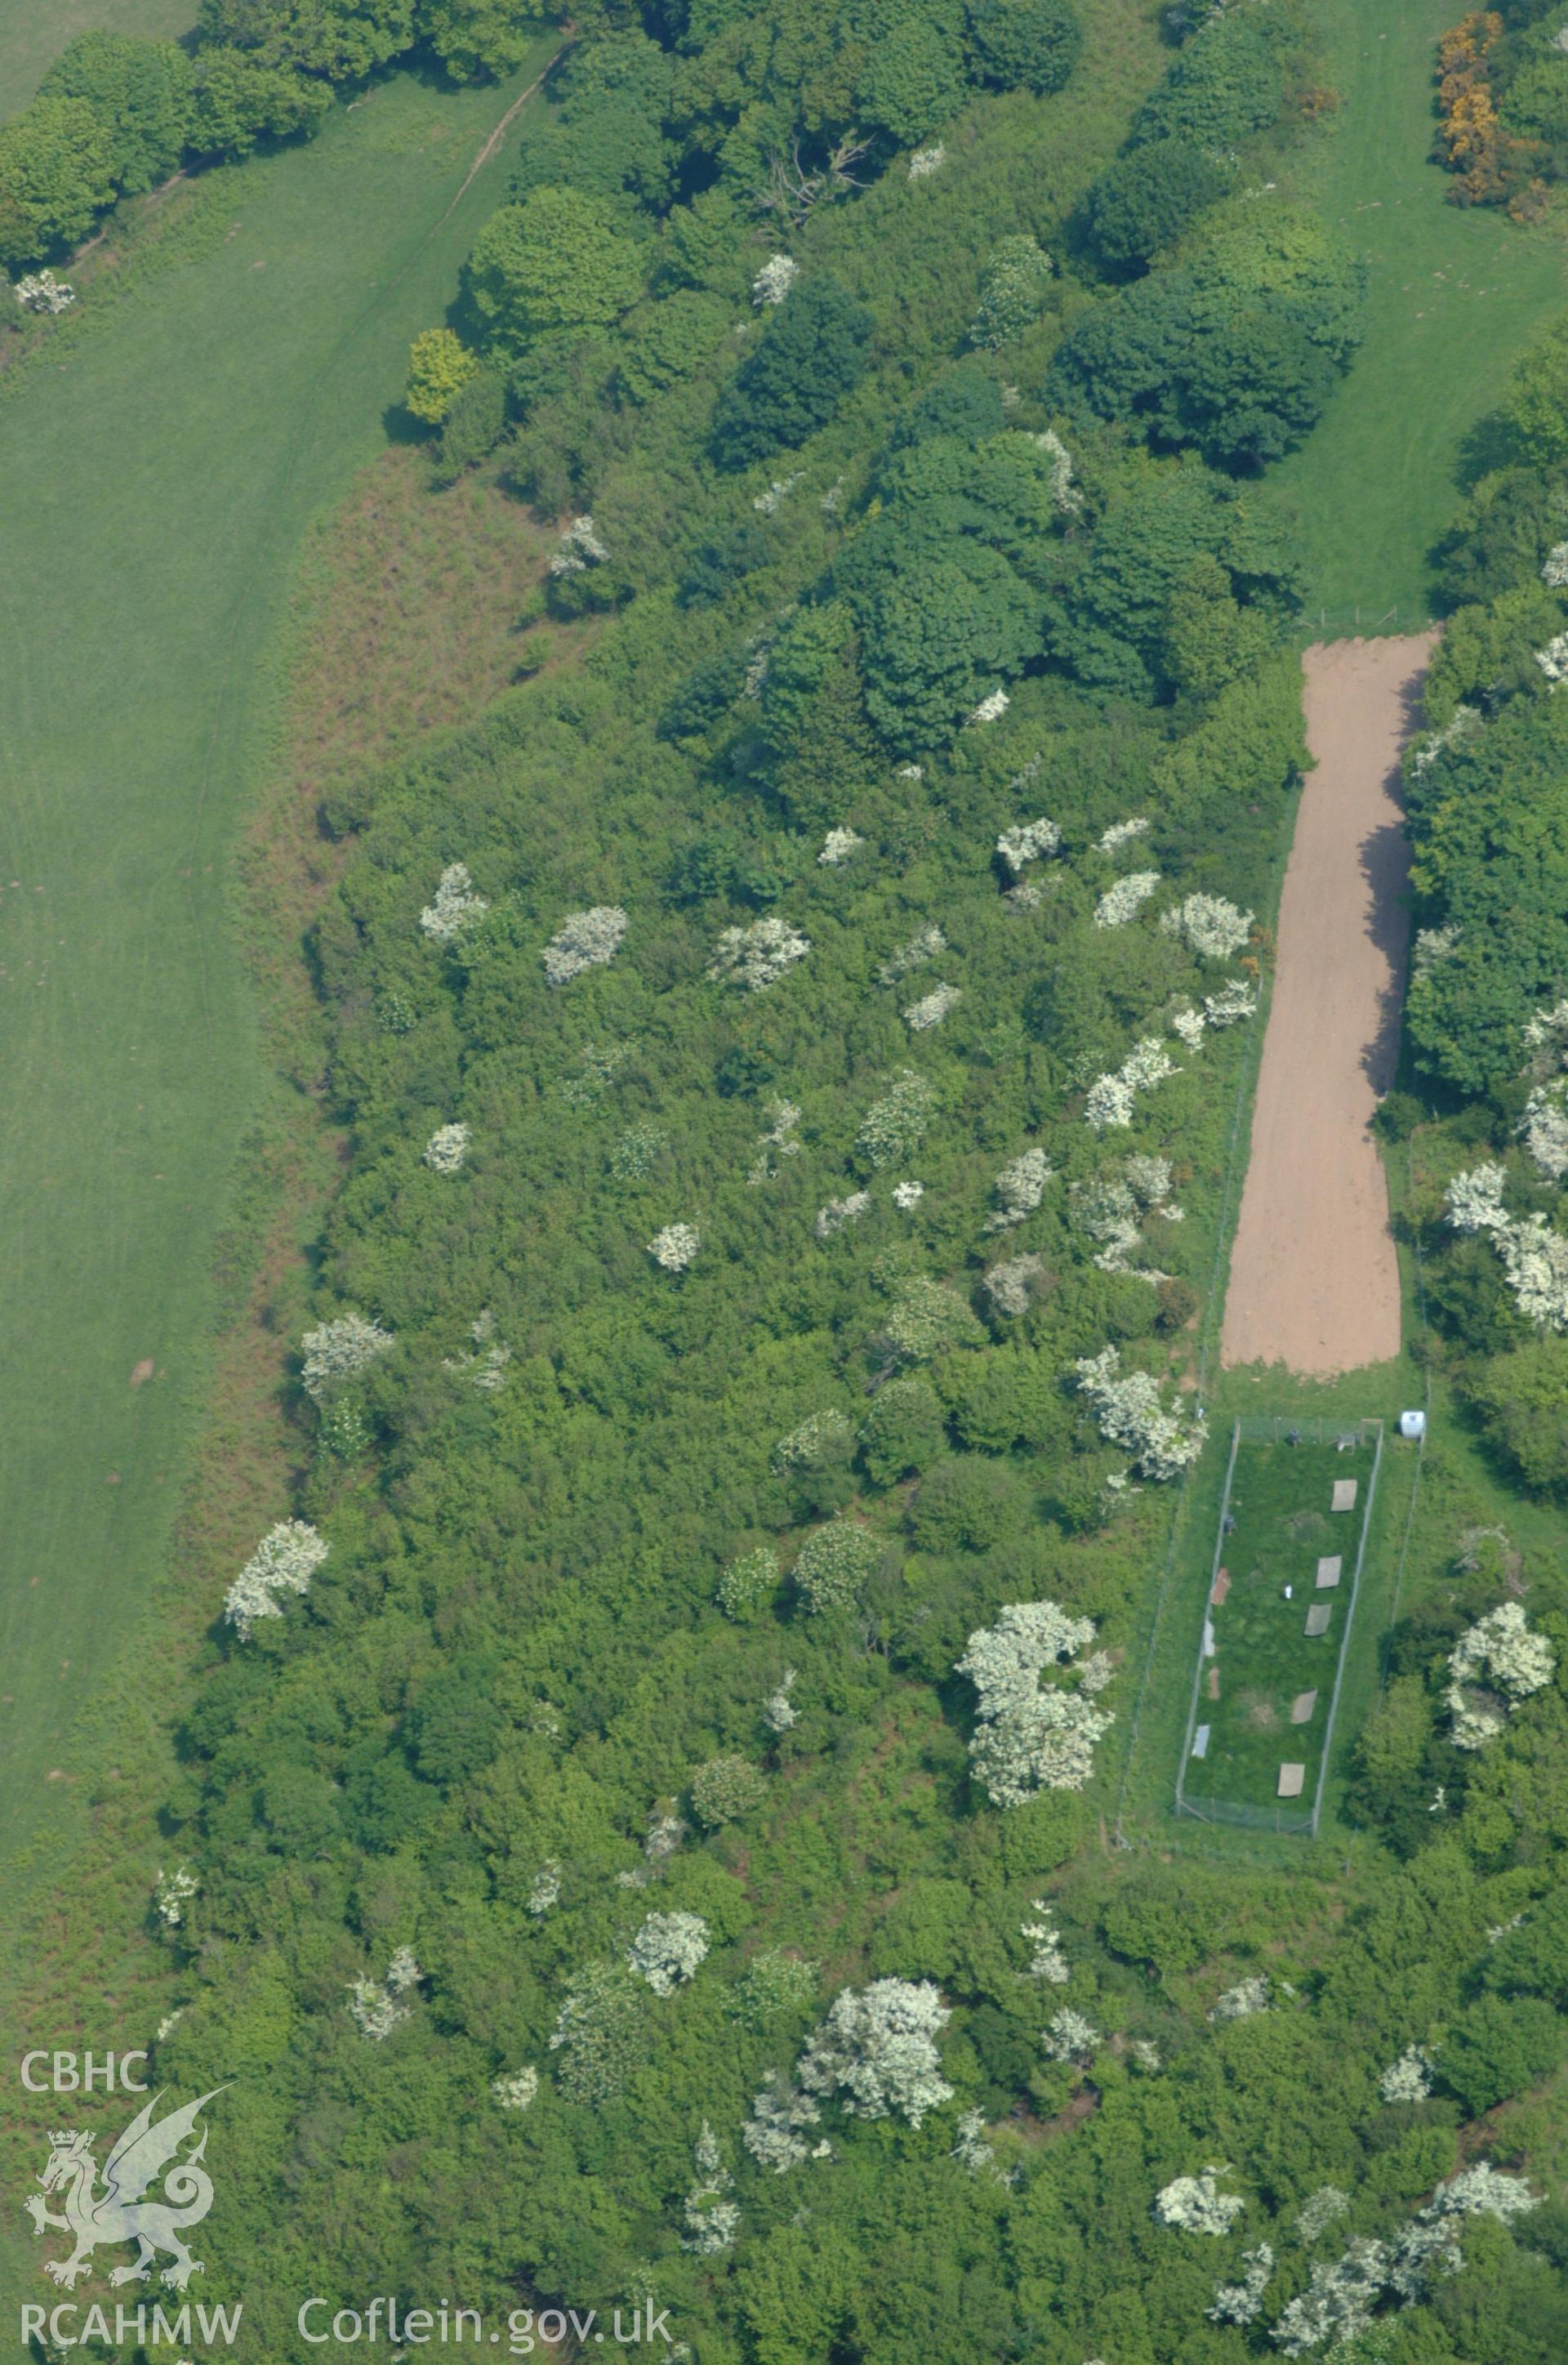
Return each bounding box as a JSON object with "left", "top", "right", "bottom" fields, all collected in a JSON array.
[
  {"left": 1085, "top": 136, "right": 1227, "bottom": 274},
  {"left": 710, "top": 276, "right": 874, "bottom": 466},
  {"left": 965, "top": 0, "right": 1081, "bottom": 95},
  {"left": 1049, "top": 209, "right": 1363, "bottom": 471},
  {"left": 38, "top": 30, "right": 194, "bottom": 195},
  {"left": 1406, "top": 690, "right": 1568, "bottom": 1091}
]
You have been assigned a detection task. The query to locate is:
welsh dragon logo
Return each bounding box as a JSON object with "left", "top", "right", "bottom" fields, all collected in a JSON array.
[{"left": 24, "top": 2087, "right": 225, "bottom": 2291}]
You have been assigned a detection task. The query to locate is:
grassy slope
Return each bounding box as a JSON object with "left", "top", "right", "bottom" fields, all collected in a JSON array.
[
  {"left": 1268, "top": 0, "right": 1567, "bottom": 618},
  {"left": 0, "top": 0, "right": 192, "bottom": 113},
  {"left": 0, "top": 53, "right": 555, "bottom": 1872}
]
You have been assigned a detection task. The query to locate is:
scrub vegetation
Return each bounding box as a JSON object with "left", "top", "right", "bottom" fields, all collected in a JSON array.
[{"left": 4, "top": 1, "right": 1568, "bottom": 2359}]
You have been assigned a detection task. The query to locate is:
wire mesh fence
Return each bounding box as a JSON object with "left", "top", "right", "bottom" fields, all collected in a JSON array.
[
  {"left": 1172, "top": 1792, "right": 1318, "bottom": 1836},
  {"left": 1299, "top": 605, "right": 1415, "bottom": 635},
  {"left": 1174, "top": 1418, "right": 1384, "bottom": 1839},
  {"left": 1234, "top": 1416, "right": 1382, "bottom": 1448}
]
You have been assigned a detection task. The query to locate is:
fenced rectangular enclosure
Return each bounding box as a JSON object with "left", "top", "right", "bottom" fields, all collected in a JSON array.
[{"left": 1175, "top": 1418, "right": 1383, "bottom": 1835}]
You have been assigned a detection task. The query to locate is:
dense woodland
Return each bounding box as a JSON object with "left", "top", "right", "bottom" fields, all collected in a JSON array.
[{"left": 9, "top": 2, "right": 1568, "bottom": 2361}]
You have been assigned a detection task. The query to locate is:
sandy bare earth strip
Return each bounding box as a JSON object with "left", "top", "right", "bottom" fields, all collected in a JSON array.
[{"left": 1219, "top": 632, "right": 1438, "bottom": 1376}]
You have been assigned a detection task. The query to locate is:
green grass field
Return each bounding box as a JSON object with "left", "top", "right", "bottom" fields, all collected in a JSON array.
[
  {"left": 0, "top": 52, "right": 555, "bottom": 1875},
  {"left": 1178, "top": 1430, "right": 1381, "bottom": 1823},
  {"left": 0, "top": 0, "right": 192, "bottom": 113},
  {"left": 1269, "top": 0, "right": 1568, "bottom": 619}
]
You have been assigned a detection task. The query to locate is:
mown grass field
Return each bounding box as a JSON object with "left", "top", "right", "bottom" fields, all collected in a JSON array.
[
  {"left": 0, "top": 51, "right": 556, "bottom": 1876},
  {"left": 1270, "top": 0, "right": 1568, "bottom": 619},
  {"left": 1178, "top": 1431, "right": 1379, "bottom": 1820},
  {"left": 0, "top": 0, "right": 192, "bottom": 113}
]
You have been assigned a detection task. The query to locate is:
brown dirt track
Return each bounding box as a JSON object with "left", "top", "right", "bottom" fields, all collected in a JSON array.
[{"left": 1219, "top": 633, "right": 1437, "bottom": 1376}]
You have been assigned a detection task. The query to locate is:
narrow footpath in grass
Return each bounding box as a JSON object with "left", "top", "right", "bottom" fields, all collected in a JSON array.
[
  {"left": 1270, "top": 0, "right": 1568, "bottom": 618},
  {"left": 0, "top": 51, "right": 556, "bottom": 1874}
]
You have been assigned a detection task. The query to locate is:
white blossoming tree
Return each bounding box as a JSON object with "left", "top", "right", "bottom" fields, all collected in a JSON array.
[
  {"left": 639, "top": 1812, "right": 682, "bottom": 1863},
  {"left": 543, "top": 905, "right": 627, "bottom": 985},
  {"left": 818, "top": 826, "right": 863, "bottom": 865},
  {"left": 742, "top": 2075, "right": 825, "bottom": 2171},
  {"left": 797, "top": 1979, "right": 953, "bottom": 2125},
  {"left": 1020, "top": 1903, "right": 1070, "bottom": 1983},
  {"left": 1160, "top": 893, "right": 1254, "bottom": 959},
  {"left": 1271, "top": 2164, "right": 1539, "bottom": 2354},
  {"left": 984, "top": 1253, "right": 1047, "bottom": 1318},
  {"left": 1154, "top": 2166, "right": 1244, "bottom": 2236},
  {"left": 301, "top": 1310, "right": 394, "bottom": 1401},
  {"left": 956, "top": 1601, "right": 1114, "bottom": 1805},
  {"left": 879, "top": 925, "right": 946, "bottom": 984},
  {"left": 492, "top": 2066, "right": 539, "bottom": 2110},
  {"left": 1034, "top": 427, "right": 1083, "bottom": 515},
  {"left": 1536, "top": 628, "right": 1568, "bottom": 685},
  {"left": 1410, "top": 703, "right": 1479, "bottom": 772},
  {"left": 1209, "top": 2245, "right": 1275, "bottom": 2326},
  {"left": 154, "top": 1866, "right": 198, "bottom": 1928},
  {"left": 905, "top": 983, "right": 962, "bottom": 1031},
  {"left": 996, "top": 818, "right": 1061, "bottom": 875},
  {"left": 1074, "top": 1345, "right": 1206, "bottom": 1479},
  {"left": 14, "top": 270, "right": 75, "bottom": 315},
  {"left": 718, "top": 1545, "right": 780, "bottom": 1619},
  {"left": 548, "top": 515, "right": 609, "bottom": 577},
  {"left": 1209, "top": 1975, "right": 1271, "bottom": 2024},
  {"left": 858, "top": 1069, "right": 936, "bottom": 1167},
  {"left": 442, "top": 1308, "right": 511, "bottom": 1391},
  {"left": 1097, "top": 816, "right": 1149, "bottom": 853},
  {"left": 708, "top": 915, "right": 810, "bottom": 991},
  {"left": 1040, "top": 2007, "right": 1100, "bottom": 2066},
  {"left": 1094, "top": 871, "right": 1161, "bottom": 928},
  {"left": 816, "top": 1190, "right": 872, "bottom": 1238},
  {"left": 1203, "top": 976, "right": 1258, "bottom": 1028},
  {"left": 424, "top": 1122, "right": 470, "bottom": 1174},
  {"left": 1085, "top": 1037, "right": 1180, "bottom": 1131},
  {"left": 1379, "top": 2044, "right": 1434, "bottom": 2103},
  {"left": 223, "top": 1520, "right": 329, "bottom": 1640},
  {"left": 1295, "top": 2187, "right": 1350, "bottom": 2242},
  {"left": 419, "top": 861, "right": 488, "bottom": 942},
  {"left": 951, "top": 2108, "right": 996, "bottom": 2174},
  {"left": 1445, "top": 1602, "right": 1555, "bottom": 1747},
  {"left": 1446, "top": 1161, "right": 1512, "bottom": 1238},
  {"left": 527, "top": 1861, "right": 562, "bottom": 1917},
  {"left": 794, "top": 1518, "right": 880, "bottom": 1613},
  {"left": 347, "top": 1948, "right": 422, "bottom": 2041},
  {"left": 1519, "top": 1083, "right": 1568, "bottom": 1181},
  {"left": 752, "top": 253, "right": 797, "bottom": 306},
  {"left": 763, "top": 1667, "right": 798, "bottom": 1733},
  {"left": 648, "top": 1223, "right": 701, "bottom": 1271},
  {"left": 772, "top": 1408, "right": 853, "bottom": 1473},
  {"left": 680, "top": 2124, "right": 739, "bottom": 2253},
  {"left": 988, "top": 1145, "right": 1053, "bottom": 1228},
  {"left": 626, "top": 1911, "right": 710, "bottom": 1996}
]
